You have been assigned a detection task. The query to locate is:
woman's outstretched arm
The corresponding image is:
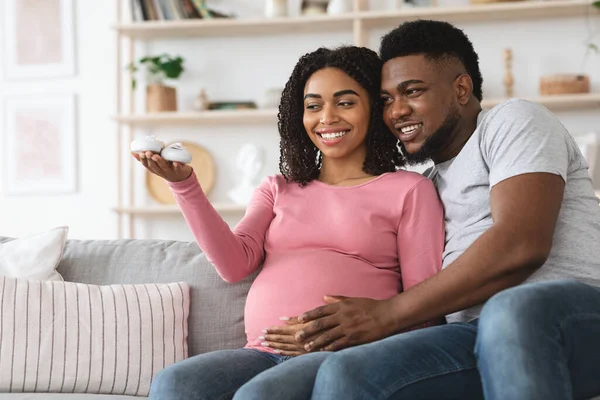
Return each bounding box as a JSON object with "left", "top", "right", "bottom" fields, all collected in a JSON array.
[{"left": 169, "top": 171, "right": 276, "bottom": 283}]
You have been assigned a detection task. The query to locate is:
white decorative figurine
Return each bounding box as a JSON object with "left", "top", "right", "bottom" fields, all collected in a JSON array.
[{"left": 227, "top": 144, "right": 264, "bottom": 205}]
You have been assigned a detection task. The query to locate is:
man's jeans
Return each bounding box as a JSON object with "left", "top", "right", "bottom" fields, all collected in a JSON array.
[{"left": 312, "top": 279, "right": 600, "bottom": 400}]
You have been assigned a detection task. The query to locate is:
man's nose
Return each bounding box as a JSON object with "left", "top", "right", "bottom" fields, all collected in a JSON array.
[{"left": 389, "top": 98, "right": 412, "bottom": 120}]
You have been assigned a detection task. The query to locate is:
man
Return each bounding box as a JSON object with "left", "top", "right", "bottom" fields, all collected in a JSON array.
[{"left": 291, "top": 20, "right": 600, "bottom": 399}]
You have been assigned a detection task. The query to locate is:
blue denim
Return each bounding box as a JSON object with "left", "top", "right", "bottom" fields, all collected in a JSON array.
[
  {"left": 148, "top": 347, "right": 332, "bottom": 400},
  {"left": 149, "top": 348, "right": 283, "bottom": 400},
  {"left": 233, "top": 352, "right": 332, "bottom": 400},
  {"left": 311, "top": 279, "right": 600, "bottom": 400},
  {"left": 150, "top": 280, "right": 600, "bottom": 399}
]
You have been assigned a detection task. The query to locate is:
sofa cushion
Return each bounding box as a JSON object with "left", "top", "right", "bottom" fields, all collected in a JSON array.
[
  {"left": 0, "top": 227, "right": 67, "bottom": 281},
  {"left": 0, "top": 237, "right": 255, "bottom": 357},
  {"left": 54, "top": 238, "right": 255, "bottom": 357},
  {"left": 0, "top": 277, "right": 189, "bottom": 397}
]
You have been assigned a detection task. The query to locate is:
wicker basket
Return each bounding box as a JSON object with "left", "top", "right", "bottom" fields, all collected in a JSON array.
[{"left": 539, "top": 74, "right": 590, "bottom": 96}]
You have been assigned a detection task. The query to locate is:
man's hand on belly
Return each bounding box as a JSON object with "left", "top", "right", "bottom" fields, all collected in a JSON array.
[
  {"left": 295, "top": 295, "right": 396, "bottom": 352},
  {"left": 261, "top": 317, "right": 310, "bottom": 356}
]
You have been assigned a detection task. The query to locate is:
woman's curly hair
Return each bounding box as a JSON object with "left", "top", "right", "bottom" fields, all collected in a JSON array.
[{"left": 278, "top": 46, "right": 404, "bottom": 185}]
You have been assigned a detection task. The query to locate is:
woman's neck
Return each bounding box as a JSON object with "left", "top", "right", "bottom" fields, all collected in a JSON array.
[{"left": 318, "top": 149, "right": 372, "bottom": 186}]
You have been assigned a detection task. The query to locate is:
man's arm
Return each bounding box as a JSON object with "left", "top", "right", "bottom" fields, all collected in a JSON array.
[
  {"left": 296, "top": 101, "right": 570, "bottom": 351},
  {"left": 382, "top": 171, "right": 564, "bottom": 332},
  {"left": 296, "top": 171, "right": 564, "bottom": 351}
]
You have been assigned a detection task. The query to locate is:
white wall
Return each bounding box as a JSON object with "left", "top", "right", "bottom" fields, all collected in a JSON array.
[
  {"left": 1, "top": 0, "right": 599, "bottom": 241},
  {"left": 0, "top": 1, "right": 117, "bottom": 240}
]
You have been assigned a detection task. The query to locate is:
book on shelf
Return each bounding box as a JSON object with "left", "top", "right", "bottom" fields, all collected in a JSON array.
[{"left": 130, "top": 0, "right": 232, "bottom": 22}]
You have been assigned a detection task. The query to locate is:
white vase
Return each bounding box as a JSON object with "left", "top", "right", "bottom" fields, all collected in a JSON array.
[
  {"left": 265, "top": 0, "right": 287, "bottom": 18},
  {"left": 327, "top": 0, "right": 351, "bottom": 15}
]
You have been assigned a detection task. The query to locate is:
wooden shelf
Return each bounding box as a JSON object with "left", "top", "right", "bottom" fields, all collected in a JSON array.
[
  {"left": 113, "top": 109, "right": 278, "bottom": 126},
  {"left": 482, "top": 93, "right": 600, "bottom": 111},
  {"left": 360, "top": 0, "right": 595, "bottom": 29},
  {"left": 112, "top": 203, "right": 246, "bottom": 215},
  {"left": 113, "top": 14, "right": 354, "bottom": 39},
  {"left": 114, "top": 93, "right": 599, "bottom": 127},
  {"left": 112, "top": 191, "right": 600, "bottom": 216},
  {"left": 113, "top": 1, "right": 596, "bottom": 39}
]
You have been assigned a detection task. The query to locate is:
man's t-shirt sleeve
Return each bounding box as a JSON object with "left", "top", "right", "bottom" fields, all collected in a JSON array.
[{"left": 481, "top": 99, "right": 570, "bottom": 188}]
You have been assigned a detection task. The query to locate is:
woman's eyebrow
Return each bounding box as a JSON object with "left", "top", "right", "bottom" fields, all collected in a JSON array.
[
  {"left": 304, "top": 93, "right": 321, "bottom": 100},
  {"left": 304, "top": 89, "right": 359, "bottom": 100},
  {"left": 333, "top": 89, "right": 359, "bottom": 97}
]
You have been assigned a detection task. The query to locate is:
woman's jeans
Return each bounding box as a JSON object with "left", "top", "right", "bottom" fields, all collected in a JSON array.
[
  {"left": 149, "top": 347, "right": 332, "bottom": 400},
  {"left": 150, "top": 279, "right": 600, "bottom": 400}
]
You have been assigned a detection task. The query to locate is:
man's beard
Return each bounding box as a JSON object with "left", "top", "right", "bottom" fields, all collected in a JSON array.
[{"left": 399, "top": 106, "right": 461, "bottom": 165}]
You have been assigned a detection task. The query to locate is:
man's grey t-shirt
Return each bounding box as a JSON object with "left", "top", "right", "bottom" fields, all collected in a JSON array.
[{"left": 427, "top": 99, "right": 600, "bottom": 323}]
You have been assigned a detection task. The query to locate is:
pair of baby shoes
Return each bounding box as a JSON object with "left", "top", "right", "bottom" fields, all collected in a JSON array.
[{"left": 130, "top": 135, "right": 192, "bottom": 164}]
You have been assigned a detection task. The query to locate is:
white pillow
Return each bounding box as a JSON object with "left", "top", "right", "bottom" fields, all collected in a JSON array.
[
  {"left": 0, "top": 277, "right": 190, "bottom": 396},
  {"left": 0, "top": 226, "right": 67, "bottom": 281}
]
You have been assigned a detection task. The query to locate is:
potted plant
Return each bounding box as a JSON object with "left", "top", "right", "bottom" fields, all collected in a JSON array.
[{"left": 128, "top": 54, "right": 185, "bottom": 113}]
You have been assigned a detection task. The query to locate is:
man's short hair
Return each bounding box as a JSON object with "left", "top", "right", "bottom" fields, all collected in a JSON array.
[{"left": 380, "top": 20, "right": 484, "bottom": 102}]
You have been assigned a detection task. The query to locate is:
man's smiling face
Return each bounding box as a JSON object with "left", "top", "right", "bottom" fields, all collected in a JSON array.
[{"left": 381, "top": 54, "right": 462, "bottom": 164}]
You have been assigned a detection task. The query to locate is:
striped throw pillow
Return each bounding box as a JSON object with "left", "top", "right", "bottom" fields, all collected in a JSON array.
[{"left": 0, "top": 277, "right": 190, "bottom": 396}]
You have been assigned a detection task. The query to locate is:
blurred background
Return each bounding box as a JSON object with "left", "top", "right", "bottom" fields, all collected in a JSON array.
[{"left": 0, "top": 0, "right": 598, "bottom": 241}]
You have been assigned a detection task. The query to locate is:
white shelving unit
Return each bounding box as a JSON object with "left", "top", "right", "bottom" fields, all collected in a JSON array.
[
  {"left": 113, "top": 0, "right": 599, "bottom": 239},
  {"left": 482, "top": 93, "right": 600, "bottom": 111},
  {"left": 113, "top": 108, "right": 278, "bottom": 126},
  {"left": 112, "top": 92, "right": 600, "bottom": 127},
  {"left": 114, "top": 0, "right": 594, "bottom": 44}
]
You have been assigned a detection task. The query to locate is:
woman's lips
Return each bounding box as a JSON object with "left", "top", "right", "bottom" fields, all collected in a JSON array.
[{"left": 315, "top": 129, "right": 350, "bottom": 146}]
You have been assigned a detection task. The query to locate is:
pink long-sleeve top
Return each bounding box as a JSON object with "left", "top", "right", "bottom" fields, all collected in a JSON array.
[{"left": 168, "top": 170, "right": 444, "bottom": 352}]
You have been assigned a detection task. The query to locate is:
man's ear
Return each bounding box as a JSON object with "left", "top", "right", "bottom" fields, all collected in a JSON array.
[{"left": 455, "top": 74, "right": 474, "bottom": 106}]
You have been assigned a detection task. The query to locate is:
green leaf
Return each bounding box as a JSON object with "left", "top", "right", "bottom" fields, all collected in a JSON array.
[
  {"left": 162, "top": 59, "right": 184, "bottom": 79},
  {"left": 127, "top": 53, "right": 186, "bottom": 88},
  {"left": 589, "top": 43, "right": 599, "bottom": 54},
  {"left": 593, "top": 1, "right": 600, "bottom": 8}
]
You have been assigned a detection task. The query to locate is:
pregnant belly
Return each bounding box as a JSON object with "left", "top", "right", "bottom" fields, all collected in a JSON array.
[{"left": 244, "top": 251, "right": 400, "bottom": 350}]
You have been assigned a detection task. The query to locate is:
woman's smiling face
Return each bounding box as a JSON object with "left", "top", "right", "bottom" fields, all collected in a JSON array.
[{"left": 303, "top": 67, "right": 371, "bottom": 161}]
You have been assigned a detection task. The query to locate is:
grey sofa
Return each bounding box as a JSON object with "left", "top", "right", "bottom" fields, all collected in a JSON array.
[
  {"left": 1, "top": 236, "right": 599, "bottom": 400},
  {"left": 0, "top": 237, "right": 257, "bottom": 399}
]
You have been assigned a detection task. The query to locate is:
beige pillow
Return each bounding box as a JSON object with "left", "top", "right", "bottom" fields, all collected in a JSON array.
[
  {"left": 0, "top": 226, "right": 67, "bottom": 281},
  {"left": 0, "top": 277, "right": 190, "bottom": 396}
]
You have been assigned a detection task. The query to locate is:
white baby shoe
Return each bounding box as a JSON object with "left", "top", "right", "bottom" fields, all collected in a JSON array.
[
  {"left": 130, "top": 135, "right": 165, "bottom": 154},
  {"left": 161, "top": 143, "right": 192, "bottom": 164}
]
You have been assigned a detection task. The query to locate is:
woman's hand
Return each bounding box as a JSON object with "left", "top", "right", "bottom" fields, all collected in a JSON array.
[
  {"left": 260, "top": 317, "right": 310, "bottom": 356},
  {"left": 132, "top": 151, "right": 192, "bottom": 183}
]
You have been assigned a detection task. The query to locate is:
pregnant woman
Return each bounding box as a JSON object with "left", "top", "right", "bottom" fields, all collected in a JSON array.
[{"left": 134, "top": 45, "right": 444, "bottom": 400}]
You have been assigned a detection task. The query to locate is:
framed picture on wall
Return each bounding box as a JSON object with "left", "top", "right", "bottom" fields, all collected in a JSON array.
[
  {"left": 3, "top": 94, "right": 78, "bottom": 195},
  {"left": 3, "top": 0, "right": 76, "bottom": 80}
]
